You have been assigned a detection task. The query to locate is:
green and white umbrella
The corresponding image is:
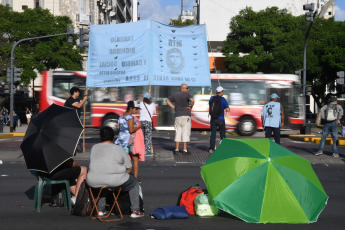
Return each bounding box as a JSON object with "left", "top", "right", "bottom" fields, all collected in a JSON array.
[{"left": 201, "top": 138, "right": 328, "bottom": 223}]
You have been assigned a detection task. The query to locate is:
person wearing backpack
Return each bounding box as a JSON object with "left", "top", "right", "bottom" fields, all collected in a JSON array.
[
  {"left": 208, "top": 86, "right": 230, "bottom": 154},
  {"left": 261, "top": 93, "right": 284, "bottom": 144},
  {"left": 315, "top": 96, "right": 343, "bottom": 157}
]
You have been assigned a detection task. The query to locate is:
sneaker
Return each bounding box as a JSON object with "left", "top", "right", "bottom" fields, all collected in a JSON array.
[
  {"left": 332, "top": 153, "right": 339, "bottom": 158},
  {"left": 182, "top": 149, "right": 191, "bottom": 155},
  {"left": 173, "top": 149, "right": 180, "bottom": 155},
  {"left": 71, "top": 196, "right": 76, "bottom": 206},
  {"left": 130, "top": 211, "right": 144, "bottom": 218},
  {"left": 208, "top": 149, "right": 214, "bottom": 154},
  {"left": 314, "top": 150, "right": 323, "bottom": 156},
  {"left": 98, "top": 211, "right": 106, "bottom": 217}
]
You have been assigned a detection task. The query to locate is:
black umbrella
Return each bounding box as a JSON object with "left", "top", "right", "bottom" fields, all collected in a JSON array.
[{"left": 20, "top": 103, "right": 83, "bottom": 174}]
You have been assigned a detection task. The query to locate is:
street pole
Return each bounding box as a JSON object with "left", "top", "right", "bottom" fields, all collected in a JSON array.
[
  {"left": 303, "top": 20, "right": 314, "bottom": 133},
  {"left": 9, "top": 32, "right": 73, "bottom": 132}
]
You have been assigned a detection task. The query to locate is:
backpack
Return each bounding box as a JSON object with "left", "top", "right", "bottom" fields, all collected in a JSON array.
[
  {"left": 72, "top": 180, "right": 92, "bottom": 216},
  {"left": 178, "top": 186, "right": 203, "bottom": 215},
  {"left": 209, "top": 96, "right": 223, "bottom": 119},
  {"left": 325, "top": 104, "right": 338, "bottom": 122}
]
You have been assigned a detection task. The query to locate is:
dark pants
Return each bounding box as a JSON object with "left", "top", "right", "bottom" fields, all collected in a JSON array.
[
  {"left": 265, "top": 126, "right": 280, "bottom": 144},
  {"left": 210, "top": 119, "right": 226, "bottom": 150}
]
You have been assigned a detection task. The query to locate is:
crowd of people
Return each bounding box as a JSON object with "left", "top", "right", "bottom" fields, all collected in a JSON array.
[{"left": 35, "top": 83, "right": 344, "bottom": 219}]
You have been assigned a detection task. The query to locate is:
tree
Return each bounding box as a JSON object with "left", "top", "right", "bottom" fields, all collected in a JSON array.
[
  {"left": 169, "top": 17, "right": 195, "bottom": 26},
  {"left": 222, "top": 7, "right": 345, "bottom": 109},
  {"left": 0, "top": 5, "right": 83, "bottom": 85}
]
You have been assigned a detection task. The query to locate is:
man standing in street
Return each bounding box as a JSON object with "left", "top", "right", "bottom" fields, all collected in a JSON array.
[
  {"left": 64, "top": 87, "right": 88, "bottom": 153},
  {"left": 261, "top": 93, "right": 284, "bottom": 144},
  {"left": 64, "top": 87, "right": 88, "bottom": 117},
  {"left": 166, "top": 84, "right": 194, "bottom": 154},
  {"left": 315, "top": 96, "right": 343, "bottom": 157},
  {"left": 208, "top": 86, "right": 230, "bottom": 154}
]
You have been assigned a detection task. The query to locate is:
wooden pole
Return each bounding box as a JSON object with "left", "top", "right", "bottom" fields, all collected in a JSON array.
[{"left": 83, "top": 103, "right": 86, "bottom": 152}]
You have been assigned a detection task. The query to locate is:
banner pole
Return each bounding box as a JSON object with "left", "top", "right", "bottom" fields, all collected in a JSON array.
[{"left": 83, "top": 103, "right": 86, "bottom": 152}]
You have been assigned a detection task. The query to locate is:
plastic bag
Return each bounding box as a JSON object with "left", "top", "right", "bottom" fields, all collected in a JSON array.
[{"left": 194, "top": 193, "right": 218, "bottom": 217}]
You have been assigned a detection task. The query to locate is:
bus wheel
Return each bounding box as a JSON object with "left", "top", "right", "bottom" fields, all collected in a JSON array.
[
  {"left": 237, "top": 116, "right": 257, "bottom": 136},
  {"left": 102, "top": 114, "right": 119, "bottom": 133}
]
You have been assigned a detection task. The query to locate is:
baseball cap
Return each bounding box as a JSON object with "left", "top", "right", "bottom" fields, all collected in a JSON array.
[
  {"left": 270, "top": 93, "right": 280, "bottom": 99},
  {"left": 144, "top": 93, "right": 152, "bottom": 99},
  {"left": 216, "top": 86, "right": 224, "bottom": 93},
  {"left": 127, "top": 101, "right": 141, "bottom": 109}
]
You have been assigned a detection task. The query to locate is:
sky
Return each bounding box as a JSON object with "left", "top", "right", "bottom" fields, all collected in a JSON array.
[{"left": 138, "top": 0, "right": 345, "bottom": 23}]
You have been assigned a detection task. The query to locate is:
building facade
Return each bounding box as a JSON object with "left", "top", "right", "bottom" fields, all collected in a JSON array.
[{"left": 1, "top": 0, "right": 138, "bottom": 28}]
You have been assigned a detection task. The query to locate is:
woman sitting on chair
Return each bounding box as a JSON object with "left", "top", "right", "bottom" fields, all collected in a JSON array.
[{"left": 86, "top": 127, "right": 144, "bottom": 218}]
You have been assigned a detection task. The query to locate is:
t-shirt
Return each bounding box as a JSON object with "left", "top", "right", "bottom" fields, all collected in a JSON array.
[
  {"left": 168, "top": 92, "right": 192, "bottom": 117},
  {"left": 209, "top": 95, "right": 229, "bottom": 120},
  {"left": 86, "top": 143, "right": 132, "bottom": 188},
  {"left": 261, "top": 101, "right": 282, "bottom": 128},
  {"left": 139, "top": 102, "right": 156, "bottom": 122},
  {"left": 64, "top": 97, "right": 81, "bottom": 117}
]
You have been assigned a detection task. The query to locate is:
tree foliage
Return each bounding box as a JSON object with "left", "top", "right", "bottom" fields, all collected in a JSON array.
[
  {"left": 222, "top": 7, "right": 345, "bottom": 107},
  {"left": 0, "top": 5, "right": 83, "bottom": 85},
  {"left": 169, "top": 17, "right": 195, "bottom": 26}
]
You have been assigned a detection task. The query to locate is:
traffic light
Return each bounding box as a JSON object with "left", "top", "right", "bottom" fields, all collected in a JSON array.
[
  {"left": 303, "top": 3, "right": 315, "bottom": 22},
  {"left": 337, "top": 71, "right": 344, "bottom": 85},
  {"left": 67, "top": 27, "right": 74, "bottom": 43},
  {"left": 79, "top": 28, "right": 90, "bottom": 48},
  {"left": 6, "top": 68, "right": 11, "bottom": 83},
  {"left": 13, "top": 68, "right": 22, "bottom": 82}
]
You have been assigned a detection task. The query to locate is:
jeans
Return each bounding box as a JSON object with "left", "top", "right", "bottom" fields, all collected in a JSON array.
[
  {"left": 265, "top": 126, "right": 280, "bottom": 144},
  {"left": 318, "top": 122, "right": 338, "bottom": 153},
  {"left": 210, "top": 119, "right": 225, "bottom": 150}
]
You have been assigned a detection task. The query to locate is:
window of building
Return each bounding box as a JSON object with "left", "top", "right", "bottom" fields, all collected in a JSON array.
[
  {"left": 34, "top": 0, "right": 44, "bottom": 8},
  {"left": 22, "top": 5, "right": 28, "bottom": 10},
  {"left": 328, "top": 12, "right": 332, "bottom": 16}
]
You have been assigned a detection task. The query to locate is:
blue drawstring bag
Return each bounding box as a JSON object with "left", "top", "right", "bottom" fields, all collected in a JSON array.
[{"left": 150, "top": 206, "right": 189, "bottom": 220}]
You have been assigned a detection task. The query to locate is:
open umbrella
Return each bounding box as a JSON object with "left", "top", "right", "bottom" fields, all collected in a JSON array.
[
  {"left": 21, "top": 104, "right": 83, "bottom": 174},
  {"left": 201, "top": 138, "right": 328, "bottom": 223}
]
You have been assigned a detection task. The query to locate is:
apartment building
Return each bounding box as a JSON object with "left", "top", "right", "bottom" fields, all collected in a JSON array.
[{"left": 1, "top": 0, "right": 138, "bottom": 28}]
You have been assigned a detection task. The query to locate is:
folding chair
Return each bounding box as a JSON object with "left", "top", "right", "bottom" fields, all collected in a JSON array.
[
  {"left": 33, "top": 175, "right": 72, "bottom": 213},
  {"left": 89, "top": 186, "right": 123, "bottom": 222}
]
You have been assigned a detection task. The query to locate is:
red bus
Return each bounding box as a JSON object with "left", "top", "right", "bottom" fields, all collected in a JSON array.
[{"left": 39, "top": 71, "right": 304, "bottom": 135}]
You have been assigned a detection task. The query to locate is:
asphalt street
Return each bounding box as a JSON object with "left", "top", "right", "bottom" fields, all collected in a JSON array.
[{"left": 0, "top": 126, "right": 345, "bottom": 230}]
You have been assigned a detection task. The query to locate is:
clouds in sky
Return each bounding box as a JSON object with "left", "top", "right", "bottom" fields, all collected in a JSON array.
[
  {"left": 139, "top": 0, "right": 195, "bottom": 24},
  {"left": 335, "top": 6, "right": 345, "bottom": 21}
]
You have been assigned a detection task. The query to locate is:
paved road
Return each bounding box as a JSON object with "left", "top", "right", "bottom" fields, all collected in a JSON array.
[{"left": 0, "top": 126, "right": 345, "bottom": 229}]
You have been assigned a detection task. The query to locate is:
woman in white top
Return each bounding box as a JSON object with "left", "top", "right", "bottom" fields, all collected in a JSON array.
[
  {"left": 25, "top": 108, "right": 32, "bottom": 125},
  {"left": 139, "top": 93, "right": 156, "bottom": 155}
]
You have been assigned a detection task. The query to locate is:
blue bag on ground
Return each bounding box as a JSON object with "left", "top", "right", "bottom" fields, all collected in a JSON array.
[{"left": 150, "top": 206, "right": 189, "bottom": 220}]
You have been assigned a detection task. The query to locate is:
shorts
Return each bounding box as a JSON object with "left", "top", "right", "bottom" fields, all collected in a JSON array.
[
  {"left": 26, "top": 114, "right": 31, "bottom": 119},
  {"left": 174, "top": 116, "right": 191, "bottom": 142}
]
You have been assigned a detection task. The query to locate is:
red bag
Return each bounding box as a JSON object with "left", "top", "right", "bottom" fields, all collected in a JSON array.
[{"left": 179, "top": 187, "right": 203, "bottom": 215}]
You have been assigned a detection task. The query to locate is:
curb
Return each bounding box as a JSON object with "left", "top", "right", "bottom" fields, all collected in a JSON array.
[
  {"left": 288, "top": 134, "right": 345, "bottom": 146},
  {"left": 0, "top": 133, "right": 25, "bottom": 139}
]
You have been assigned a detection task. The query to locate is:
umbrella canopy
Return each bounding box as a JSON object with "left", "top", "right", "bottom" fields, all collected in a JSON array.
[
  {"left": 21, "top": 104, "right": 83, "bottom": 174},
  {"left": 201, "top": 138, "right": 328, "bottom": 223}
]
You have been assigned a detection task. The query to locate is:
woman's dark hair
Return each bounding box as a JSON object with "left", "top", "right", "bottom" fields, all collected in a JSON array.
[
  {"left": 143, "top": 97, "right": 152, "bottom": 104},
  {"left": 70, "top": 87, "right": 80, "bottom": 95},
  {"left": 100, "top": 126, "right": 115, "bottom": 142}
]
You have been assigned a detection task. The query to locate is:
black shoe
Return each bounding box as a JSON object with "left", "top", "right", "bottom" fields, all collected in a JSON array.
[
  {"left": 182, "top": 150, "right": 191, "bottom": 155},
  {"left": 173, "top": 149, "right": 180, "bottom": 155}
]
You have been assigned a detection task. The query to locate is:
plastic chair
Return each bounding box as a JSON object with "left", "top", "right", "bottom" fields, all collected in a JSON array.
[
  {"left": 89, "top": 186, "right": 123, "bottom": 222},
  {"left": 33, "top": 175, "right": 72, "bottom": 213}
]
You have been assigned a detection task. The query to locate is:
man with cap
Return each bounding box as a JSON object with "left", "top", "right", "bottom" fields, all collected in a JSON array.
[
  {"left": 315, "top": 95, "right": 343, "bottom": 157},
  {"left": 208, "top": 86, "right": 230, "bottom": 154},
  {"left": 261, "top": 93, "right": 284, "bottom": 144},
  {"left": 166, "top": 84, "right": 194, "bottom": 155}
]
